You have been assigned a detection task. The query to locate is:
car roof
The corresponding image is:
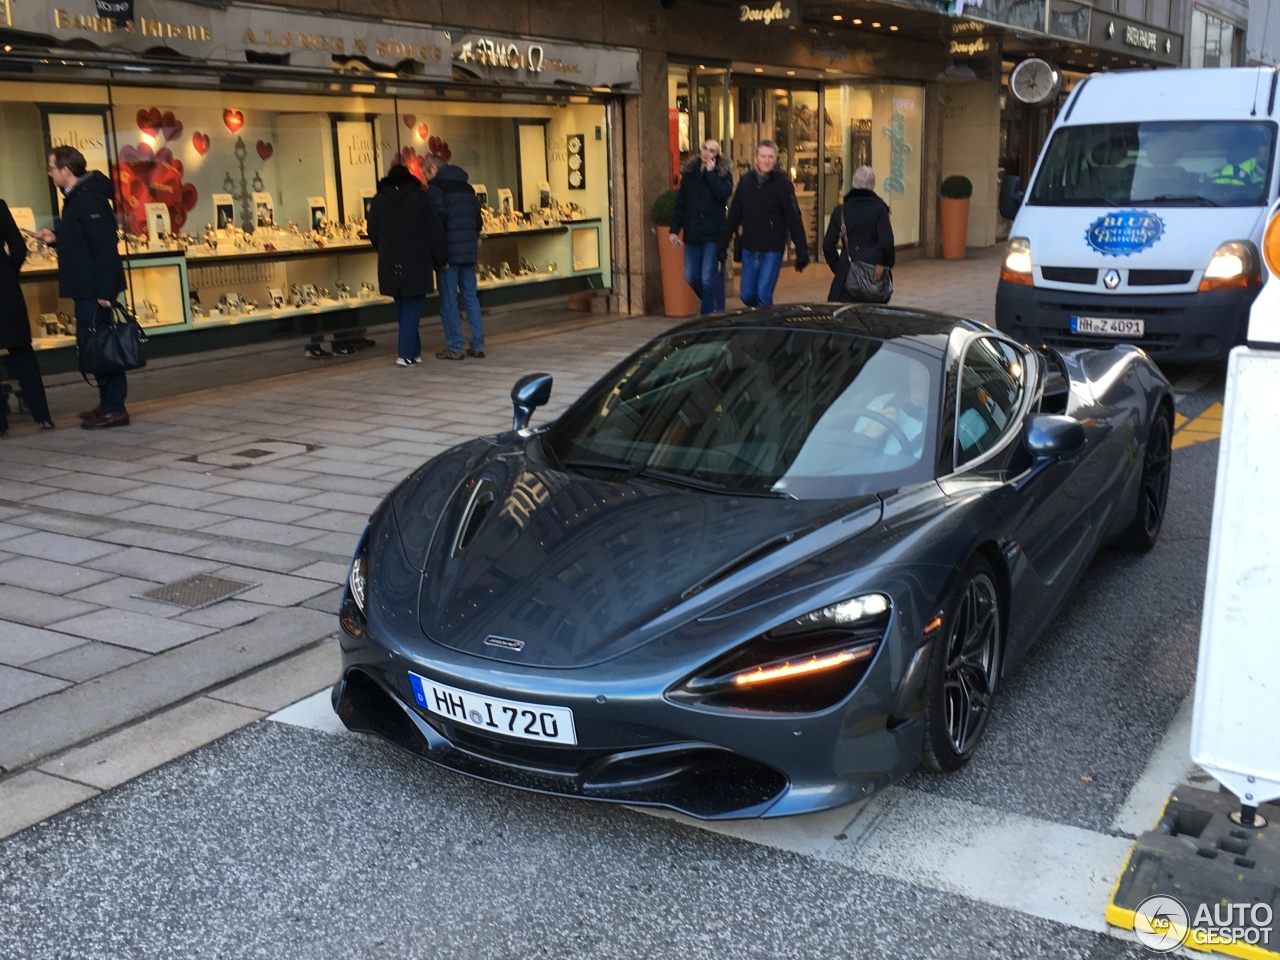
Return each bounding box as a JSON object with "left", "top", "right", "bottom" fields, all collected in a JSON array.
[{"left": 663, "top": 303, "right": 986, "bottom": 359}]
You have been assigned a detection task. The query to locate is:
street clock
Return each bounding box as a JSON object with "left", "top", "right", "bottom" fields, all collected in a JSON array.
[{"left": 1009, "top": 57, "right": 1062, "bottom": 106}]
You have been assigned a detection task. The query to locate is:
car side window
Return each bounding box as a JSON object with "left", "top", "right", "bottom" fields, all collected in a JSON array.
[{"left": 955, "top": 338, "right": 1027, "bottom": 468}]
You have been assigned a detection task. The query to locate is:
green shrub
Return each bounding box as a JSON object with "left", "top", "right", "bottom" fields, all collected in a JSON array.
[
  {"left": 940, "top": 175, "right": 973, "bottom": 200},
  {"left": 651, "top": 189, "right": 679, "bottom": 226}
]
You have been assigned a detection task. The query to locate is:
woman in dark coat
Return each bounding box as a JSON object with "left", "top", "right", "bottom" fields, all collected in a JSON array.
[
  {"left": 822, "top": 165, "right": 895, "bottom": 303},
  {"left": 0, "top": 198, "right": 53, "bottom": 436},
  {"left": 367, "top": 163, "right": 448, "bottom": 366}
]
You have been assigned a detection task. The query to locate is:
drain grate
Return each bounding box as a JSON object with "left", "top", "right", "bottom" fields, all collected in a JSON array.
[{"left": 138, "top": 575, "right": 257, "bottom": 610}]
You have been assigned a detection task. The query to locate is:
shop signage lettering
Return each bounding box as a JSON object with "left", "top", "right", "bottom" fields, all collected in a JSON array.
[
  {"left": 882, "top": 111, "right": 911, "bottom": 196},
  {"left": 950, "top": 20, "right": 985, "bottom": 34},
  {"left": 242, "top": 28, "right": 345, "bottom": 54},
  {"left": 1, "top": 0, "right": 11, "bottom": 29},
  {"left": 49, "top": 126, "right": 105, "bottom": 152},
  {"left": 375, "top": 37, "right": 444, "bottom": 62},
  {"left": 94, "top": 0, "right": 131, "bottom": 27},
  {"left": 456, "top": 38, "right": 549, "bottom": 73},
  {"left": 53, "top": 8, "right": 212, "bottom": 41},
  {"left": 738, "top": 2, "right": 797, "bottom": 26},
  {"left": 1124, "top": 25, "right": 1158, "bottom": 50},
  {"left": 346, "top": 132, "right": 376, "bottom": 166},
  {"left": 949, "top": 38, "right": 991, "bottom": 55}
]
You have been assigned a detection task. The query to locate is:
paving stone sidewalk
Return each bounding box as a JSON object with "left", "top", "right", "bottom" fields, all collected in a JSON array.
[{"left": 0, "top": 246, "right": 1002, "bottom": 837}]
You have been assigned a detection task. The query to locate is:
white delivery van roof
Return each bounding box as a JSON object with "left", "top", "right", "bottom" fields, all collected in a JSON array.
[{"left": 1064, "top": 67, "right": 1280, "bottom": 124}]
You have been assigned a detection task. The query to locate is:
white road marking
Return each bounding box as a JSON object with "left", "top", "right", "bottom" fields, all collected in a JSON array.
[
  {"left": 271, "top": 688, "right": 1179, "bottom": 940},
  {"left": 268, "top": 689, "right": 347, "bottom": 734}
]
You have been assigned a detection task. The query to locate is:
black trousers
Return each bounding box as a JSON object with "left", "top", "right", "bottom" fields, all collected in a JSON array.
[{"left": 0, "top": 342, "right": 51, "bottom": 429}]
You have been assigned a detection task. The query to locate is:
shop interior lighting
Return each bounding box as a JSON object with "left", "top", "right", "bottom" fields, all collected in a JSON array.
[
  {"left": 871, "top": 22, "right": 881, "bottom": 28},
  {"left": 852, "top": 19, "right": 862, "bottom": 24},
  {"left": 890, "top": 25, "right": 899, "bottom": 31}
]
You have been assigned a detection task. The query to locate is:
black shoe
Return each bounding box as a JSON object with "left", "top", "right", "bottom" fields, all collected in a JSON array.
[
  {"left": 331, "top": 341, "right": 359, "bottom": 355},
  {"left": 304, "top": 344, "right": 331, "bottom": 359},
  {"left": 81, "top": 410, "right": 130, "bottom": 430},
  {"left": 435, "top": 349, "right": 465, "bottom": 361},
  {"left": 465, "top": 347, "right": 486, "bottom": 358}
]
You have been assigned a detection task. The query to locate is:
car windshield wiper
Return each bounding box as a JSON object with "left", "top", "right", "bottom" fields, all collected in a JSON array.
[
  {"left": 1134, "top": 194, "right": 1221, "bottom": 206},
  {"left": 563, "top": 458, "right": 791, "bottom": 498}
]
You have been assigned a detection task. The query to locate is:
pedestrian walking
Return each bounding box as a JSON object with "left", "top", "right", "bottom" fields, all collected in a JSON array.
[
  {"left": 720, "top": 139, "right": 809, "bottom": 308},
  {"left": 668, "top": 139, "right": 733, "bottom": 314},
  {"left": 36, "top": 146, "right": 128, "bottom": 429},
  {"left": 0, "top": 197, "right": 54, "bottom": 437},
  {"left": 822, "top": 165, "right": 895, "bottom": 303},
  {"left": 425, "top": 156, "right": 485, "bottom": 360},
  {"left": 367, "top": 161, "right": 448, "bottom": 366}
]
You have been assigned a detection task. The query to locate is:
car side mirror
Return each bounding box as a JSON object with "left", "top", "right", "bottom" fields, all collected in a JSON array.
[
  {"left": 511, "top": 373, "right": 553, "bottom": 432},
  {"left": 998, "top": 175, "right": 1024, "bottom": 221},
  {"left": 1024, "top": 414, "right": 1085, "bottom": 459}
]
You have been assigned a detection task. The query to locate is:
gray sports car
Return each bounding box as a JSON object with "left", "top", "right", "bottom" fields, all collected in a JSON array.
[{"left": 332, "top": 305, "right": 1173, "bottom": 818}]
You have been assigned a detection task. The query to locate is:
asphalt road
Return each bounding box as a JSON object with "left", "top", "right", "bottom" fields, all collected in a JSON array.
[{"left": 0, "top": 364, "right": 1226, "bottom": 960}]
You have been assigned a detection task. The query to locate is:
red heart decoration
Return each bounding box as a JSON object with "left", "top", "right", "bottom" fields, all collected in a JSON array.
[
  {"left": 427, "top": 135, "right": 441, "bottom": 154},
  {"left": 160, "top": 111, "right": 183, "bottom": 142},
  {"left": 136, "top": 107, "right": 161, "bottom": 137},
  {"left": 223, "top": 109, "right": 244, "bottom": 133},
  {"left": 192, "top": 131, "right": 210, "bottom": 156},
  {"left": 181, "top": 183, "right": 198, "bottom": 211},
  {"left": 440, "top": 143, "right": 452, "bottom": 163},
  {"left": 119, "top": 144, "right": 140, "bottom": 164},
  {"left": 416, "top": 123, "right": 428, "bottom": 141},
  {"left": 256, "top": 140, "right": 273, "bottom": 161},
  {"left": 402, "top": 114, "right": 416, "bottom": 128},
  {"left": 133, "top": 142, "right": 155, "bottom": 163}
]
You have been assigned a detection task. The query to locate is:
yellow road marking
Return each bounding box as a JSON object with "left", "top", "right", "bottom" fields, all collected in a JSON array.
[{"left": 1172, "top": 402, "right": 1222, "bottom": 450}]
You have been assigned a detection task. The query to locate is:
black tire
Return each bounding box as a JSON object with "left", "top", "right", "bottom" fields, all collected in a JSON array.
[
  {"left": 1118, "top": 406, "right": 1172, "bottom": 553},
  {"left": 921, "top": 555, "right": 1002, "bottom": 773}
]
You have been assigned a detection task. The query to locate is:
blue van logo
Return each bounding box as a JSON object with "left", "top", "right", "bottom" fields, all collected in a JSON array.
[{"left": 1085, "top": 209, "right": 1165, "bottom": 257}]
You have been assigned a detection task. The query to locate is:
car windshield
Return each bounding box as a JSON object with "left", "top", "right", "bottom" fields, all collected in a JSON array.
[
  {"left": 546, "top": 327, "right": 940, "bottom": 499},
  {"left": 1028, "top": 120, "right": 1277, "bottom": 208}
]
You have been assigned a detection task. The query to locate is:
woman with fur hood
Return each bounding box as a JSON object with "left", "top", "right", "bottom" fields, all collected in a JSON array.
[{"left": 668, "top": 139, "right": 733, "bottom": 314}]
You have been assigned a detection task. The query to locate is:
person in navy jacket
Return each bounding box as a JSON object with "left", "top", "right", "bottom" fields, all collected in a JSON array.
[{"left": 669, "top": 139, "right": 733, "bottom": 314}]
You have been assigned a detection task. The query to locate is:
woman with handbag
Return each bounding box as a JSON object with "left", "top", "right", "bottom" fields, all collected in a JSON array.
[
  {"left": 1, "top": 198, "right": 54, "bottom": 437},
  {"left": 822, "top": 165, "right": 895, "bottom": 304}
]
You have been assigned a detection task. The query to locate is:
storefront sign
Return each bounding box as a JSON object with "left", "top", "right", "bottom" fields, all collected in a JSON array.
[
  {"left": 451, "top": 33, "right": 640, "bottom": 89},
  {"left": 949, "top": 37, "right": 992, "bottom": 55},
  {"left": 737, "top": 2, "right": 801, "bottom": 26},
  {"left": 949, "top": 19, "right": 986, "bottom": 34},
  {"left": 882, "top": 111, "right": 912, "bottom": 196},
  {"left": 334, "top": 118, "right": 380, "bottom": 223},
  {"left": 45, "top": 110, "right": 111, "bottom": 213},
  {"left": 1088, "top": 10, "right": 1182, "bottom": 63},
  {"left": 6, "top": 2, "right": 640, "bottom": 90}
]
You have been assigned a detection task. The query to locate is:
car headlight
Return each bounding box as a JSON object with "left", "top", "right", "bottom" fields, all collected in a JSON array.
[
  {"left": 340, "top": 548, "right": 369, "bottom": 637},
  {"left": 1199, "top": 240, "right": 1261, "bottom": 291},
  {"left": 668, "top": 592, "right": 891, "bottom": 713},
  {"left": 1000, "top": 237, "right": 1033, "bottom": 286}
]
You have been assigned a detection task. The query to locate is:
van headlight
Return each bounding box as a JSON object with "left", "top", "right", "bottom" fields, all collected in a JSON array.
[
  {"left": 1199, "top": 240, "right": 1261, "bottom": 291},
  {"left": 1000, "top": 237, "right": 1033, "bottom": 286}
]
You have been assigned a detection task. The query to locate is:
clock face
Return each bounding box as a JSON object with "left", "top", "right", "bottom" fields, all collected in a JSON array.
[{"left": 1011, "top": 58, "right": 1060, "bottom": 105}]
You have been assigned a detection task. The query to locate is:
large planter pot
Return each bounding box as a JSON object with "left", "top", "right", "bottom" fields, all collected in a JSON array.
[
  {"left": 657, "top": 226, "right": 700, "bottom": 317},
  {"left": 939, "top": 197, "right": 970, "bottom": 260}
]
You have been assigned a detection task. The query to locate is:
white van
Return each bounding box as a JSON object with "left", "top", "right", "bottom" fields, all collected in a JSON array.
[{"left": 996, "top": 67, "right": 1278, "bottom": 363}]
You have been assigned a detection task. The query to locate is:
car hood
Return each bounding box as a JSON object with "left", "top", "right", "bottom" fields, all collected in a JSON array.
[{"left": 411, "top": 445, "right": 881, "bottom": 668}]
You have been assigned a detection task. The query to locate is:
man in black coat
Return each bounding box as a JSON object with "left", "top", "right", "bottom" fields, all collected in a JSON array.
[
  {"left": 367, "top": 163, "right": 448, "bottom": 366},
  {"left": 0, "top": 198, "right": 54, "bottom": 436},
  {"left": 669, "top": 139, "right": 733, "bottom": 314},
  {"left": 719, "top": 140, "right": 809, "bottom": 308},
  {"left": 36, "top": 146, "right": 129, "bottom": 429},
  {"left": 425, "top": 157, "right": 485, "bottom": 360}
]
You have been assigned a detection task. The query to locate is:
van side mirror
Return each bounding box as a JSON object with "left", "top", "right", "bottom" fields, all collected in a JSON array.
[
  {"left": 999, "top": 175, "right": 1024, "bottom": 221},
  {"left": 511, "top": 373, "right": 553, "bottom": 432}
]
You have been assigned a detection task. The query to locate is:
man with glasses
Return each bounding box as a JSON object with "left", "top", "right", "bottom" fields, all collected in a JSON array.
[{"left": 720, "top": 140, "right": 809, "bottom": 308}]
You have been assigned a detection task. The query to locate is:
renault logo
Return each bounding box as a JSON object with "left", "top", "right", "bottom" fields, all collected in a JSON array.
[{"left": 1103, "top": 269, "right": 1121, "bottom": 290}]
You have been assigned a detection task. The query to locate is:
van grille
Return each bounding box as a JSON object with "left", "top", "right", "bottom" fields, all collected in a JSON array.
[
  {"left": 1127, "top": 269, "right": 1194, "bottom": 286},
  {"left": 1041, "top": 267, "right": 1098, "bottom": 284}
]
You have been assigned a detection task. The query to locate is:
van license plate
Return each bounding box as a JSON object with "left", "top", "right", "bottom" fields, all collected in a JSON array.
[{"left": 1070, "top": 316, "right": 1145, "bottom": 337}]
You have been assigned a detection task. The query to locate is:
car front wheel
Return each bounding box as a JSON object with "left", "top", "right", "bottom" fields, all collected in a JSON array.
[
  {"left": 1118, "top": 405, "right": 1172, "bottom": 553},
  {"left": 921, "top": 556, "right": 1002, "bottom": 773}
]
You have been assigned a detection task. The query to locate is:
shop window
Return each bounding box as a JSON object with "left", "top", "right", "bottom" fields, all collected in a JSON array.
[{"left": 1190, "top": 9, "right": 1241, "bottom": 68}]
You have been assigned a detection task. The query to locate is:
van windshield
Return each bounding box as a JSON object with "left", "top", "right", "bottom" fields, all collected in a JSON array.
[{"left": 1028, "top": 121, "right": 1277, "bottom": 208}]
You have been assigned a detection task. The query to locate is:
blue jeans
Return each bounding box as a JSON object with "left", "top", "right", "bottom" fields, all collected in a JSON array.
[
  {"left": 395, "top": 295, "right": 425, "bottom": 360},
  {"left": 739, "top": 249, "right": 784, "bottom": 308},
  {"left": 683, "top": 241, "right": 722, "bottom": 314},
  {"left": 438, "top": 265, "right": 484, "bottom": 353},
  {"left": 75, "top": 299, "right": 127, "bottom": 412}
]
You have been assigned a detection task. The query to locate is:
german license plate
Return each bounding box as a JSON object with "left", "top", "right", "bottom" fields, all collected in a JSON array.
[
  {"left": 1070, "top": 315, "right": 1145, "bottom": 337},
  {"left": 409, "top": 672, "right": 578, "bottom": 745}
]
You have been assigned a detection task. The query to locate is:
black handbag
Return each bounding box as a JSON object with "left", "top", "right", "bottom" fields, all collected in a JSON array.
[
  {"left": 79, "top": 302, "right": 148, "bottom": 378},
  {"left": 839, "top": 208, "right": 893, "bottom": 304}
]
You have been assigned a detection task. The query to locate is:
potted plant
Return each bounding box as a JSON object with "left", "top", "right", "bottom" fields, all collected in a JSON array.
[
  {"left": 652, "top": 188, "right": 700, "bottom": 317},
  {"left": 939, "top": 174, "right": 973, "bottom": 260}
]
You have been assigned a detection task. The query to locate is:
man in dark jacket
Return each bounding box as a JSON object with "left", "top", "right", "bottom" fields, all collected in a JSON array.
[
  {"left": 669, "top": 139, "right": 733, "bottom": 314},
  {"left": 719, "top": 140, "right": 809, "bottom": 308},
  {"left": 367, "top": 162, "right": 448, "bottom": 366},
  {"left": 1, "top": 198, "right": 54, "bottom": 436},
  {"left": 425, "top": 157, "right": 485, "bottom": 360},
  {"left": 36, "top": 146, "right": 129, "bottom": 429}
]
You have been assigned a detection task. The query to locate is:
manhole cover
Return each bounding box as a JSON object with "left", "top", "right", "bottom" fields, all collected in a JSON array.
[
  {"left": 181, "top": 439, "right": 320, "bottom": 470},
  {"left": 137, "top": 575, "right": 257, "bottom": 610}
]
